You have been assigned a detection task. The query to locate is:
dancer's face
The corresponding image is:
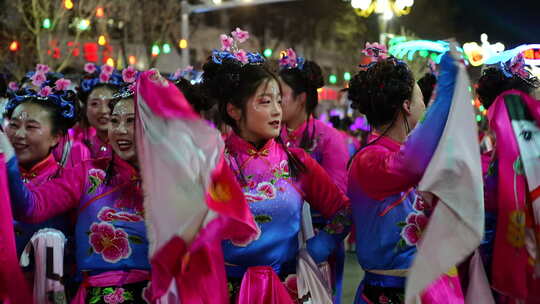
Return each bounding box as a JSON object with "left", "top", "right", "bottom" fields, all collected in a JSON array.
[
  {"left": 87, "top": 86, "right": 113, "bottom": 133},
  {"left": 404, "top": 83, "right": 426, "bottom": 129},
  {"left": 6, "top": 103, "right": 59, "bottom": 169},
  {"left": 229, "top": 79, "right": 282, "bottom": 145},
  {"left": 109, "top": 98, "right": 136, "bottom": 165},
  {"left": 279, "top": 79, "right": 305, "bottom": 125}
]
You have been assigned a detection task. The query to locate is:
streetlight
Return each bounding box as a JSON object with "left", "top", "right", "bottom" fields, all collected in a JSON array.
[
  {"left": 349, "top": 0, "right": 414, "bottom": 44},
  {"left": 180, "top": 0, "right": 297, "bottom": 67}
]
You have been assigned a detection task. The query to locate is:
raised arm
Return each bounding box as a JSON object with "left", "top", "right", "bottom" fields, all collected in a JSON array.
[{"left": 353, "top": 52, "right": 459, "bottom": 199}]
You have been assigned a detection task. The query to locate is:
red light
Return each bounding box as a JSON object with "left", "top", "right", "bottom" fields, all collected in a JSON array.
[
  {"left": 96, "top": 7, "right": 104, "bottom": 18},
  {"left": 523, "top": 49, "right": 540, "bottom": 60},
  {"left": 83, "top": 42, "right": 99, "bottom": 62},
  {"left": 52, "top": 47, "right": 61, "bottom": 59},
  {"left": 9, "top": 41, "right": 19, "bottom": 52}
]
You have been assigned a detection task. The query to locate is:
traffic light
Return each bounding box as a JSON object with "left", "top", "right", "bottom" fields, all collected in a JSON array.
[
  {"left": 329, "top": 74, "right": 337, "bottom": 84},
  {"left": 151, "top": 44, "right": 160, "bottom": 57},
  {"left": 43, "top": 18, "right": 51, "bottom": 29},
  {"left": 98, "top": 35, "right": 107, "bottom": 46},
  {"left": 179, "top": 39, "right": 188, "bottom": 49},
  {"left": 163, "top": 43, "right": 171, "bottom": 54},
  {"left": 263, "top": 48, "right": 273, "bottom": 58},
  {"left": 343, "top": 72, "right": 351, "bottom": 81}
]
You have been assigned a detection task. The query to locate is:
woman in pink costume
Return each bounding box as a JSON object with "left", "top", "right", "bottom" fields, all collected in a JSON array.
[
  {"left": 4, "top": 73, "right": 78, "bottom": 299},
  {"left": 347, "top": 47, "right": 465, "bottom": 303},
  {"left": 476, "top": 53, "right": 540, "bottom": 303},
  {"left": 278, "top": 49, "right": 349, "bottom": 192},
  {"left": 278, "top": 49, "right": 350, "bottom": 303},
  {"left": 69, "top": 63, "right": 129, "bottom": 161},
  {"left": 5, "top": 83, "right": 153, "bottom": 303},
  {"left": 197, "top": 31, "right": 352, "bottom": 303}
]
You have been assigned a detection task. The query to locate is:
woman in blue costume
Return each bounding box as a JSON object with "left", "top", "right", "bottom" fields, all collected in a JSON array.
[
  {"left": 197, "top": 30, "right": 352, "bottom": 303},
  {"left": 347, "top": 48, "right": 464, "bottom": 303}
]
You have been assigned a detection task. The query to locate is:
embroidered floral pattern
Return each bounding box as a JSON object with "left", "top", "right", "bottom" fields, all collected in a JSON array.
[
  {"left": 88, "top": 222, "right": 132, "bottom": 263},
  {"left": 242, "top": 160, "right": 291, "bottom": 203},
  {"left": 323, "top": 207, "right": 352, "bottom": 235},
  {"left": 97, "top": 207, "right": 143, "bottom": 222},
  {"left": 256, "top": 182, "right": 277, "bottom": 200},
  {"left": 396, "top": 194, "right": 430, "bottom": 249},
  {"left": 89, "top": 287, "right": 134, "bottom": 304},
  {"left": 245, "top": 193, "right": 266, "bottom": 203},
  {"left": 88, "top": 169, "right": 106, "bottom": 194}
]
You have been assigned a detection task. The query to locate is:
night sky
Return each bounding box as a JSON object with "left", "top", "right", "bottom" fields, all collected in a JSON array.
[
  {"left": 394, "top": 0, "right": 540, "bottom": 49},
  {"left": 455, "top": 0, "right": 540, "bottom": 47}
]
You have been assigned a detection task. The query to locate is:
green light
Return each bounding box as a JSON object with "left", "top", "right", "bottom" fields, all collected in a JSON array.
[
  {"left": 77, "top": 19, "right": 90, "bottom": 31},
  {"left": 43, "top": 18, "right": 51, "bottom": 29},
  {"left": 468, "top": 86, "right": 472, "bottom": 92},
  {"left": 419, "top": 50, "right": 429, "bottom": 58},
  {"left": 329, "top": 74, "right": 337, "bottom": 84},
  {"left": 151, "top": 44, "right": 160, "bottom": 56},
  {"left": 343, "top": 72, "right": 351, "bottom": 81},
  {"left": 162, "top": 43, "right": 171, "bottom": 54},
  {"left": 430, "top": 53, "right": 438, "bottom": 61},
  {"left": 263, "top": 48, "right": 273, "bottom": 58},
  {"left": 479, "top": 105, "right": 485, "bottom": 112},
  {"left": 476, "top": 115, "right": 482, "bottom": 122}
]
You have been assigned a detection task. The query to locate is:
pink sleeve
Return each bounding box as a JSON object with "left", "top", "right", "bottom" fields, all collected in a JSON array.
[
  {"left": 319, "top": 128, "right": 349, "bottom": 193},
  {"left": 293, "top": 148, "right": 350, "bottom": 218},
  {"left": 351, "top": 145, "right": 417, "bottom": 200},
  {"left": 19, "top": 162, "right": 89, "bottom": 223}
]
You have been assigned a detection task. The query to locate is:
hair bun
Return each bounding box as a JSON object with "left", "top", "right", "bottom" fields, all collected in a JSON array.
[
  {"left": 348, "top": 58, "right": 414, "bottom": 127},
  {"left": 202, "top": 58, "right": 243, "bottom": 102},
  {"left": 303, "top": 61, "right": 324, "bottom": 89}
]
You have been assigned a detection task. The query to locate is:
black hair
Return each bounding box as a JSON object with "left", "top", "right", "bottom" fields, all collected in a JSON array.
[
  {"left": 175, "top": 78, "right": 213, "bottom": 114},
  {"left": 347, "top": 58, "right": 414, "bottom": 167},
  {"left": 199, "top": 57, "right": 306, "bottom": 179},
  {"left": 417, "top": 72, "right": 437, "bottom": 107},
  {"left": 476, "top": 67, "right": 534, "bottom": 109},
  {"left": 279, "top": 60, "right": 324, "bottom": 150},
  {"left": 348, "top": 58, "right": 415, "bottom": 128},
  {"left": 5, "top": 90, "right": 79, "bottom": 136}
]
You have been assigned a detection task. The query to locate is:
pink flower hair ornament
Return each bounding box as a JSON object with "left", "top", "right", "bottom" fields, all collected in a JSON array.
[
  {"left": 212, "top": 28, "right": 265, "bottom": 66},
  {"left": 362, "top": 42, "right": 389, "bottom": 63},
  {"left": 499, "top": 53, "right": 540, "bottom": 88},
  {"left": 279, "top": 48, "right": 305, "bottom": 70}
]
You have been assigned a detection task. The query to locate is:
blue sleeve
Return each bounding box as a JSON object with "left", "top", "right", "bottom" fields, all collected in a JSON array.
[
  {"left": 401, "top": 52, "right": 458, "bottom": 179},
  {"left": 6, "top": 157, "right": 34, "bottom": 220}
]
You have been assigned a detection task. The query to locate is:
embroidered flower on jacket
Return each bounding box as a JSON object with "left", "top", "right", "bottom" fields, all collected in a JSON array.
[
  {"left": 245, "top": 193, "right": 266, "bottom": 203},
  {"left": 256, "top": 182, "right": 277, "bottom": 200},
  {"left": 88, "top": 222, "right": 132, "bottom": 263},
  {"left": 97, "top": 207, "right": 143, "bottom": 222},
  {"left": 103, "top": 287, "right": 126, "bottom": 304},
  {"left": 88, "top": 168, "right": 106, "bottom": 194},
  {"left": 399, "top": 212, "right": 428, "bottom": 246}
]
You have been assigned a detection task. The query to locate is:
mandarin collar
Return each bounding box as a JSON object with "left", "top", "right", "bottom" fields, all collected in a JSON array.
[
  {"left": 20, "top": 154, "right": 58, "bottom": 181},
  {"left": 225, "top": 132, "right": 276, "bottom": 158}
]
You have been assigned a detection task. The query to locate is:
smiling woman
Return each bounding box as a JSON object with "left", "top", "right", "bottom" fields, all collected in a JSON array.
[{"left": 187, "top": 30, "right": 352, "bottom": 303}]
